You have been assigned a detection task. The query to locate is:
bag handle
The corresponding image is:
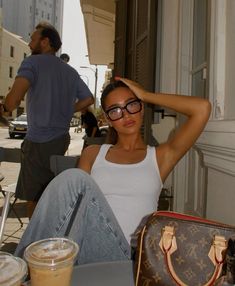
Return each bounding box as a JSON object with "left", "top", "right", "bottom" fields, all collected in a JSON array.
[
  {"left": 159, "top": 226, "right": 227, "bottom": 286},
  {"left": 135, "top": 224, "right": 148, "bottom": 286}
]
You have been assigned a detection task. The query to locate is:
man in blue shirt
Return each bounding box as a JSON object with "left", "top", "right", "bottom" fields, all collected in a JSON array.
[{"left": 1, "top": 22, "right": 94, "bottom": 217}]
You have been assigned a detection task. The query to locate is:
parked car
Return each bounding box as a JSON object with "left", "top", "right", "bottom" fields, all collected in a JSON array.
[{"left": 9, "top": 113, "right": 27, "bottom": 138}]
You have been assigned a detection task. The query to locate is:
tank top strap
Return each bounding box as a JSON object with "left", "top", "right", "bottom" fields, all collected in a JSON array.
[
  {"left": 95, "top": 144, "right": 112, "bottom": 162},
  {"left": 146, "top": 145, "right": 157, "bottom": 160},
  {"left": 146, "top": 145, "right": 162, "bottom": 183}
]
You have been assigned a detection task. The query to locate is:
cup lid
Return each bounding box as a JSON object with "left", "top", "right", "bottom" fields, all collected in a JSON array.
[
  {"left": 0, "top": 251, "right": 27, "bottom": 285},
  {"left": 24, "top": 237, "right": 79, "bottom": 267}
]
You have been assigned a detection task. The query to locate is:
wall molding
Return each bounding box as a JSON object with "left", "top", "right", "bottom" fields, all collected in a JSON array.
[{"left": 196, "top": 120, "right": 235, "bottom": 176}]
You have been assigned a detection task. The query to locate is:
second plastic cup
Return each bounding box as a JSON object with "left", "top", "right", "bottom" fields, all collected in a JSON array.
[
  {"left": 0, "top": 251, "right": 27, "bottom": 286},
  {"left": 24, "top": 237, "right": 79, "bottom": 286}
]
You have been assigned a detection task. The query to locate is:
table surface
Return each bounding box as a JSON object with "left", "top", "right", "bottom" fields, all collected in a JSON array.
[
  {"left": 23, "top": 260, "right": 135, "bottom": 286},
  {"left": 71, "top": 260, "right": 135, "bottom": 286}
]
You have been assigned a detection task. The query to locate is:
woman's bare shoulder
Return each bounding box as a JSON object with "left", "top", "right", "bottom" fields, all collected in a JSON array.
[
  {"left": 78, "top": 145, "right": 101, "bottom": 173},
  {"left": 84, "top": 144, "right": 101, "bottom": 157}
]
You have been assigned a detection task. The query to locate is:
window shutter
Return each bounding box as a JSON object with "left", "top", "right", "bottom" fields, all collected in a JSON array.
[
  {"left": 114, "top": 0, "right": 158, "bottom": 144},
  {"left": 114, "top": 0, "right": 128, "bottom": 77},
  {"left": 134, "top": 0, "right": 158, "bottom": 144}
]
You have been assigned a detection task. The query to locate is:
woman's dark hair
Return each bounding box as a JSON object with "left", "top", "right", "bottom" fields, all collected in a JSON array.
[
  {"left": 100, "top": 80, "right": 129, "bottom": 110},
  {"left": 101, "top": 80, "right": 130, "bottom": 145},
  {"left": 36, "top": 22, "right": 62, "bottom": 52}
]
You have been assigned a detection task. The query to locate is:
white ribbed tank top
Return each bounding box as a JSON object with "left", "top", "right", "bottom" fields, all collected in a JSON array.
[{"left": 91, "top": 144, "right": 163, "bottom": 243}]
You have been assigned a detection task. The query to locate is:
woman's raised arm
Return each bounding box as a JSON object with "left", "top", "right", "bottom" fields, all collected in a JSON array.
[{"left": 117, "top": 77, "right": 211, "bottom": 181}]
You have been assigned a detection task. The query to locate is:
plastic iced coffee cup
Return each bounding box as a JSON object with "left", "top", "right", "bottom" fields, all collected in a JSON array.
[
  {"left": 24, "top": 237, "right": 79, "bottom": 286},
  {"left": 0, "top": 251, "right": 27, "bottom": 286}
]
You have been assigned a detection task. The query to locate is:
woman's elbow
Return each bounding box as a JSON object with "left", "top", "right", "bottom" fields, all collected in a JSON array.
[
  {"left": 205, "top": 99, "right": 211, "bottom": 115},
  {"left": 201, "top": 99, "right": 211, "bottom": 121}
]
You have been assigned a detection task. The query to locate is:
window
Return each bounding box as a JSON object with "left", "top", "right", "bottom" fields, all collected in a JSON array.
[
  {"left": 10, "top": 46, "right": 14, "bottom": 57},
  {"left": 9, "top": 67, "right": 13, "bottom": 78},
  {"left": 191, "top": 0, "right": 209, "bottom": 98}
]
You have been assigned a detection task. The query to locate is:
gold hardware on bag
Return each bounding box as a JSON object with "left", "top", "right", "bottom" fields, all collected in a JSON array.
[
  {"left": 159, "top": 225, "right": 177, "bottom": 255},
  {"left": 208, "top": 235, "right": 227, "bottom": 265}
]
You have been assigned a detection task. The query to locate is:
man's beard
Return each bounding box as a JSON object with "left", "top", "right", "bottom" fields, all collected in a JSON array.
[
  {"left": 31, "top": 44, "right": 42, "bottom": 55},
  {"left": 31, "top": 49, "right": 41, "bottom": 55}
]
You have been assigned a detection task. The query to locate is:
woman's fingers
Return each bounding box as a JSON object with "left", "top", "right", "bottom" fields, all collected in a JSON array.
[{"left": 115, "top": 77, "right": 146, "bottom": 100}]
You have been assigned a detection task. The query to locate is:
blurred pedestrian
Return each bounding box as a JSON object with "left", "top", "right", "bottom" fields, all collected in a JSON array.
[
  {"left": 0, "top": 22, "right": 94, "bottom": 218},
  {"left": 60, "top": 53, "right": 70, "bottom": 63},
  {"left": 81, "top": 107, "right": 101, "bottom": 148}
]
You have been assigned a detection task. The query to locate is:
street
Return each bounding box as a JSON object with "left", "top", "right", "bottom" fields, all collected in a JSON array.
[{"left": 0, "top": 126, "right": 85, "bottom": 186}]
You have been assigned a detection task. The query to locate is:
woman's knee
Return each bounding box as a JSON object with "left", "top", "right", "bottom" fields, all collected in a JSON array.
[
  {"left": 57, "top": 168, "right": 91, "bottom": 184},
  {"left": 51, "top": 168, "right": 96, "bottom": 198}
]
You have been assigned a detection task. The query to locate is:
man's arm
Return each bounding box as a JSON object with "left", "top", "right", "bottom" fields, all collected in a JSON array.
[
  {"left": 91, "top": 126, "right": 98, "bottom": 137},
  {"left": 74, "top": 96, "right": 94, "bottom": 113},
  {"left": 4, "top": 77, "right": 30, "bottom": 112}
]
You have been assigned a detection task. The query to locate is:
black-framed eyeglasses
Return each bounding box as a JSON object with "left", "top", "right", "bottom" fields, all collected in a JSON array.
[{"left": 105, "top": 99, "right": 142, "bottom": 121}]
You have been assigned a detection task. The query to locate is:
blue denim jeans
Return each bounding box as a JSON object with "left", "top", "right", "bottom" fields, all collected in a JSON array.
[{"left": 15, "top": 169, "right": 131, "bottom": 264}]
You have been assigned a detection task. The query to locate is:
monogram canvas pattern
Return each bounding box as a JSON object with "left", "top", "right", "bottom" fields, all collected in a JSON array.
[{"left": 135, "top": 212, "right": 235, "bottom": 286}]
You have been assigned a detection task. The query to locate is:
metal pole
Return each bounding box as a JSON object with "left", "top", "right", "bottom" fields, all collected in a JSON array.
[
  {"left": 80, "top": 65, "right": 98, "bottom": 109},
  {"left": 94, "top": 65, "right": 98, "bottom": 109}
]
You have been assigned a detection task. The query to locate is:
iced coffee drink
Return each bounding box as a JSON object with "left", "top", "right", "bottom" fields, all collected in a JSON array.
[
  {"left": 0, "top": 251, "right": 27, "bottom": 286},
  {"left": 24, "top": 237, "right": 79, "bottom": 286}
]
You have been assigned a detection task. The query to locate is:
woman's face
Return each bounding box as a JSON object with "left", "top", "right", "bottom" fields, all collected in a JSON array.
[{"left": 103, "top": 87, "right": 144, "bottom": 135}]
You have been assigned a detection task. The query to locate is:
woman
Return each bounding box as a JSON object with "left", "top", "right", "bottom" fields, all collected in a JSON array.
[{"left": 15, "top": 78, "right": 211, "bottom": 264}]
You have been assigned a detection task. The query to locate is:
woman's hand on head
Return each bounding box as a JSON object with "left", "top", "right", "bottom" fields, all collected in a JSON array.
[{"left": 115, "top": 77, "right": 149, "bottom": 102}]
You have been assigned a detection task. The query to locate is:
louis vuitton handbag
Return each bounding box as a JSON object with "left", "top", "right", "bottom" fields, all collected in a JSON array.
[{"left": 135, "top": 211, "right": 235, "bottom": 286}]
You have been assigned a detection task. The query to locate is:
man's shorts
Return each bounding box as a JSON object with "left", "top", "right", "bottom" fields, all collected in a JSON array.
[{"left": 15, "top": 133, "right": 70, "bottom": 201}]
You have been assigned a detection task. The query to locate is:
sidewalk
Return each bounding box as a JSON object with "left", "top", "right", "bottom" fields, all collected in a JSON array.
[
  {"left": 0, "top": 128, "right": 84, "bottom": 254},
  {"left": 0, "top": 193, "right": 28, "bottom": 253}
]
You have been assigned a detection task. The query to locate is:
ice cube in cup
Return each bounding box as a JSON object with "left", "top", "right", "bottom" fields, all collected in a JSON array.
[{"left": 24, "top": 237, "right": 79, "bottom": 286}]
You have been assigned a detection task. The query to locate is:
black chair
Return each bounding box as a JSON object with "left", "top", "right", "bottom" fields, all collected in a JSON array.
[{"left": 50, "top": 154, "right": 80, "bottom": 176}]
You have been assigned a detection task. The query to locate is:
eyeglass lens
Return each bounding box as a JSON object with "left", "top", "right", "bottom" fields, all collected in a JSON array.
[{"left": 106, "top": 100, "right": 142, "bottom": 121}]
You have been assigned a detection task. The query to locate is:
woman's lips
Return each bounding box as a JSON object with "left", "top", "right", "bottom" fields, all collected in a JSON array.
[{"left": 123, "top": 120, "right": 135, "bottom": 127}]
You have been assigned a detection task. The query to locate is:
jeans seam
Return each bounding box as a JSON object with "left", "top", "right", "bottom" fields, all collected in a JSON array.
[
  {"left": 65, "top": 194, "right": 83, "bottom": 236},
  {"left": 55, "top": 193, "right": 82, "bottom": 235},
  {"left": 90, "top": 197, "right": 130, "bottom": 259}
]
